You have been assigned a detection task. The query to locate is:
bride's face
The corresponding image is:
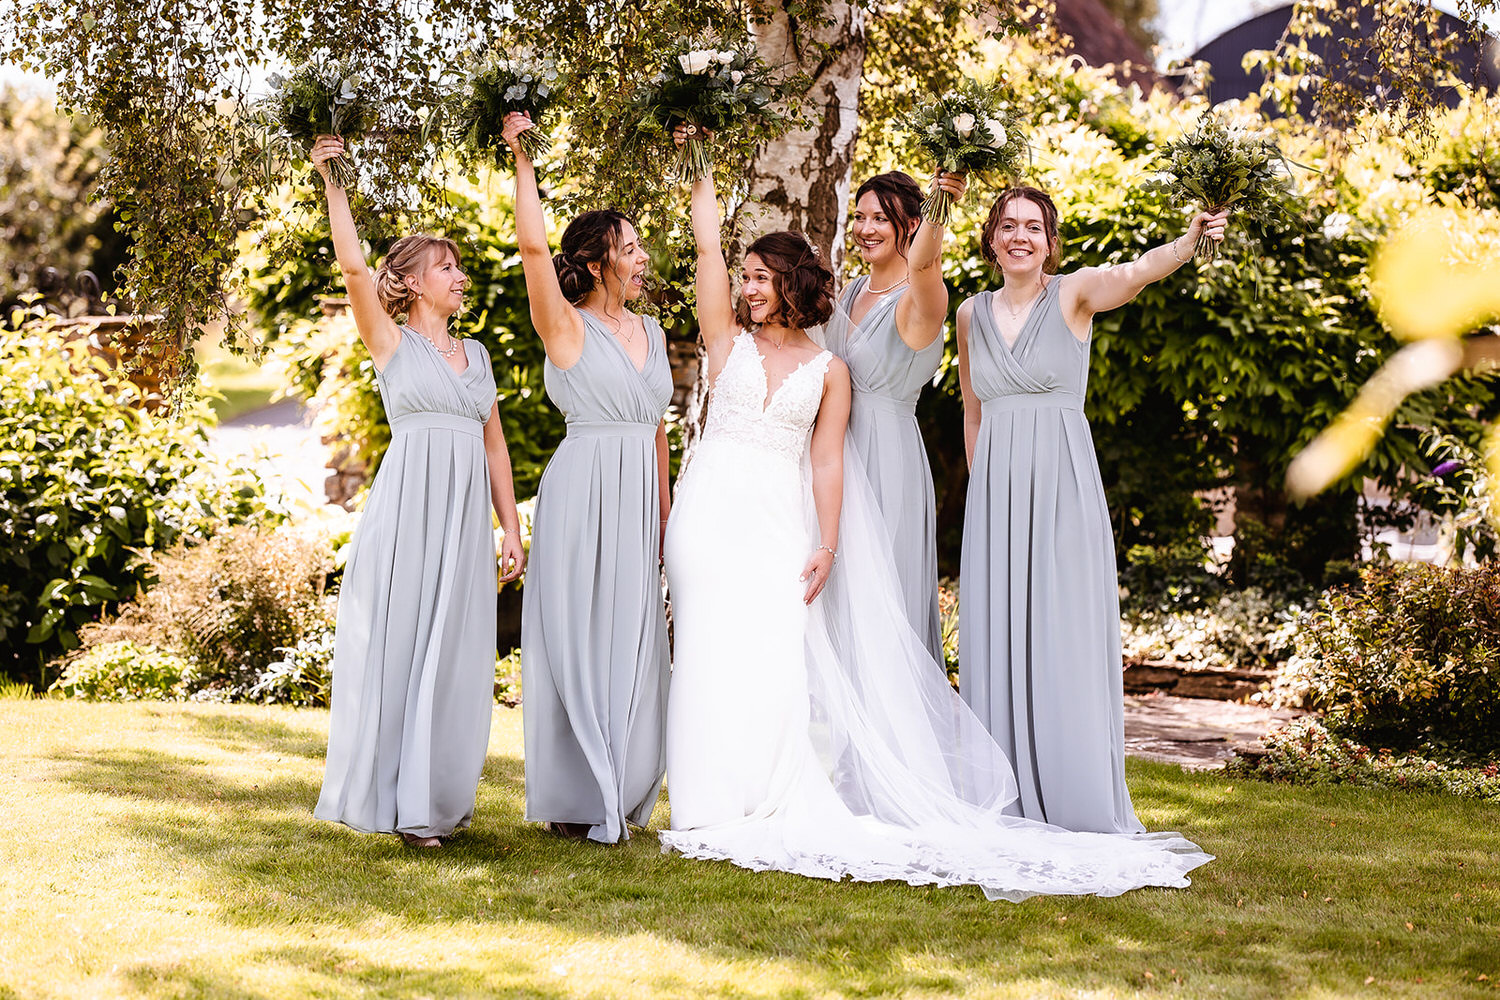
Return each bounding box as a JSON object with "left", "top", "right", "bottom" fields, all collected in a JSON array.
[{"left": 740, "top": 253, "right": 780, "bottom": 325}]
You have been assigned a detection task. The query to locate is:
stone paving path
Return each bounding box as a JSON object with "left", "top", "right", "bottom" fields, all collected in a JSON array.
[{"left": 1124, "top": 692, "right": 1300, "bottom": 770}]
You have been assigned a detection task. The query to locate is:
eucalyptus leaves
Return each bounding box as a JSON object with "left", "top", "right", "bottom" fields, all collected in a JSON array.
[
  {"left": 626, "top": 38, "right": 791, "bottom": 181},
  {"left": 902, "top": 85, "right": 1029, "bottom": 226},
  {"left": 254, "top": 60, "right": 376, "bottom": 189},
  {"left": 1151, "top": 111, "right": 1294, "bottom": 263},
  {"left": 450, "top": 49, "right": 565, "bottom": 163}
]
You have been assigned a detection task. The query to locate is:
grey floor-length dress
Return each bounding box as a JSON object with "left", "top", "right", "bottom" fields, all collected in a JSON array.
[
  {"left": 958, "top": 278, "right": 1145, "bottom": 835},
  {"left": 316, "top": 329, "right": 500, "bottom": 838},
  {"left": 824, "top": 277, "right": 944, "bottom": 660},
  {"left": 521, "top": 309, "right": 672, "bottom": 843}
]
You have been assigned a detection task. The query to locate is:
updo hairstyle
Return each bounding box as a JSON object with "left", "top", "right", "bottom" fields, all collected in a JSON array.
[
  {"left": 553, "top": 209, "right": 633, "bottom": 303},
  {"left": 855, "top": 172, "right": 923, "bottom": 254},
  {"left": 980, "top": 186, "right": 1062, "bottom": 275},
  {"left": 374, "top": 234, "right": 463, "bottom": 317},
  {"left": 735, "top": 231, "right": 836, "bottom": 331}
]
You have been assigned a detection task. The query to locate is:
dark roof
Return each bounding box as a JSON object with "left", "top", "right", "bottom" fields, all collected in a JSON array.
[{"left": 1053, "top": 0, "right": 1162, "bottom": 90}]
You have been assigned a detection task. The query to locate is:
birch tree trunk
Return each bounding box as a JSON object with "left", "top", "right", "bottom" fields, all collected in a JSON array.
[{"left": 677, "top": 0, "right": 868, "bottom": 461}]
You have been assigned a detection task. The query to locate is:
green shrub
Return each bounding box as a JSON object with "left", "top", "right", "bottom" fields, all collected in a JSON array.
[
  {"left": 75, "top": 522, "right": 338, "bottom": 699},
  {"left": 1122, "top": 586, "right": 1306, "bottom": 672},
  {"left": 51, "top": 640, "right": 195, "bottom": 701},
  {"left": 249, "top": 627, "right": 334, "bottom": 708},
  {"left": 1227, "top": 717, "right": 1500, "bottom": 801},
  {"left": 0, "top": 323, "right": 273, "bottom": 682},
  {"left": 1289, "top": 561, "right": 1500, "bottom": 755}
]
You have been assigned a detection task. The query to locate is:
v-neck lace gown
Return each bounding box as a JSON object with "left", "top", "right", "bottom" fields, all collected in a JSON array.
[
  {"left": 824, "top": 278, "right": 944, "bottom": 660},
  {"left": 521, "top": 309, "right": 673, "bottom": 843},
  {"left": 958, "top": 278, "right": 1144, "bottom": 835},
  {"left": 316, "top": 329, "right": 500, "bottom": 838}
]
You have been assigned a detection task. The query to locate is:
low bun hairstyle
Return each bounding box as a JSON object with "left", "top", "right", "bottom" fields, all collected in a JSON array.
[
  {"left": 980, "top": 186, "right": 1062, "bottom": 275},
  {"left": 374, "top": 234, "right": 463, "bottom": 317},
  {"left": 553, "top": 209, "right": 632, "bottom": 303},
  {"left": 736, "top": 231, "right": 836, "bottom": 330},
  {"left": 855, "top": 172, "right": 923, "bottom": 254}
]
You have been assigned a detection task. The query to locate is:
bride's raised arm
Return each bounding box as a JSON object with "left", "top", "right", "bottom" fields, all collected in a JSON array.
[{"left": 679, "top": 128, "right": 738, "bottom": 374}]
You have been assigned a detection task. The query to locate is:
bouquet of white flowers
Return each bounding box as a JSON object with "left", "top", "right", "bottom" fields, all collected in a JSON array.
[
  {"left": 255, "top": 59, "right": 376, "bottom": 189},
  {"left": 627, "top": 38, "right": 791, "bottom": 180},
  {"left": 902, "top": 85, "right": 1028, "bottom": 226},
  {"left": 450, "top": 48, "right": 564, "bottom": 163},
  {"left": 1151, "top": 111, "right": 1293, "bottom": 263}
]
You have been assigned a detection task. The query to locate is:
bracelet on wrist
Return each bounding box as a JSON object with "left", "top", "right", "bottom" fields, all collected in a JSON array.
[
  {"left": 816, "top": 543, "right": 837, "bottom": 559},
  {"left": 1169, "top": 235, "right": 1191, "bottom": 264}
]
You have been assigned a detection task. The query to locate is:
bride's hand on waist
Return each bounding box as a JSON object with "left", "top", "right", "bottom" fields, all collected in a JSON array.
[{"left": 800, "top": 546, "right": 835, "bottom": 604}]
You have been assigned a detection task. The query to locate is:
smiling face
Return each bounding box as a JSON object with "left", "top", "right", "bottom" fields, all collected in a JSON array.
[
  {"left": 739, "top": 252, "right": 781, "bottom": 325},
  {"left": 594, "top": 221, "right": 650, "bottom": 302},
  {"left": 851, "top": 191, "right": 904, "bottom": 266},
  {"left": 989, "top": 198, "right": 1053, "bottom": 277},
  {"left": 409, "top": 245, "right": 467, "bottom": 315}
]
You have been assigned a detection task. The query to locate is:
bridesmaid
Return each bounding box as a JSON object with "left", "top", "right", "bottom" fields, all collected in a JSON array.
[
  {"left": 826, "top": 170, "right": 966, "bottom": 660},
  {"left": 309, "top": 135, "right": 526, "bottom": 848},
  {"left": 956, "top": 185, "right": 1227, "bottom": 834},
  {"left": 503, "top": 113, "right": 673, "bottom": 843}
]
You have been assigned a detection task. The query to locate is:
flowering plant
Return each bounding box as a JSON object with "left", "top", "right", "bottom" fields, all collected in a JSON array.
[
  {"left": 1150, "top": 110, "right": 1293, "bottom": 262},
  {"left": 449, "top": 48, "right": 564, "bottom": 163},
  {"left": 254, "top": 59, "right": 376, "bottom": 190},
  {"left": 627, "top": 37, "right": 791, "bottom": 180},
  {"left": 901, "top": 84, "right": 1028, "bottom": 225}
]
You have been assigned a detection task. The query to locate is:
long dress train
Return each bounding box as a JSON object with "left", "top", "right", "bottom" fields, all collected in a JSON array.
[
  {"left": 521, "top": 309, "right": 673, "bottom": 843},
  {"left": 661, "top": 331, "right": 1211, "bottom": 900},
  {"left": 316, "top": 329, "right": 499, "bottom": 838}
]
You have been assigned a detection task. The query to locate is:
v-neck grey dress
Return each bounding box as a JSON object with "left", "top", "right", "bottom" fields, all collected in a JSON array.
[
  {"left": 521, "top": 309, "right": 673, "bottom": 843},
  {"left": 958, "top": 278, "right": 1145, "bottom": 835},
  {"left": 316, "top": 329, "right": 500, "bottom": 839},
  {"left": 824, "top": 277, "right": 944, "bottom": 660}
]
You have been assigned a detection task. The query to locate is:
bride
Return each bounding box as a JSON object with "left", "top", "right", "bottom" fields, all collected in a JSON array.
[{"left": 661, "top": 138, "right": 1214, "bottom": 900}]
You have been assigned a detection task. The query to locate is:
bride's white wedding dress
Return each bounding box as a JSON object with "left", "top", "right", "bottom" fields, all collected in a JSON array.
[{"left": 661, "top": 331, "right": 1212, "bottom": 900}]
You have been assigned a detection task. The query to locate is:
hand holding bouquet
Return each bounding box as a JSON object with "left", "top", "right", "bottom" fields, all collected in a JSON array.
[
  {"left": 255, "top": 60, "right": 376, "bottom": 190},
  {"left": 902, "top": 85, "right": 1028, "bottom": 226},
  {"left": 1151, "top": 110, "right": 1293, "bottom": 263},
  {"left": 450, "top": 48, "right": 564, "bottom": 164},
  {"left": 628, "top": 38, "right": 791, "bottom": 181}
]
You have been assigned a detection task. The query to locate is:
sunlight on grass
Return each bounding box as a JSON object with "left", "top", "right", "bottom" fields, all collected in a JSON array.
[{"left": 1, "top": 702, "right": 1496, "bottom": 999}]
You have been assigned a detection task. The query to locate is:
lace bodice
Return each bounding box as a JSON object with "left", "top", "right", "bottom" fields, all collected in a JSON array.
[{"left": 703, "top": 332, "right": 833, "bottom": 466}]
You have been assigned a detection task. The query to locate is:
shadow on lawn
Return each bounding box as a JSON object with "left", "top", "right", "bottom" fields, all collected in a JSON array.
[{"left": 49, "top": 716, "right": 1500, "bottom": 999}]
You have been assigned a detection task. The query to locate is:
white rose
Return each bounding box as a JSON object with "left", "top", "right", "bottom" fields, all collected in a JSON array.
[
  {"left": 715, "top": 50, "right": 737, "bottom": 65},
  {"left": 730, "top": 70, "right": 744, "bottom": 85},
  {"left": 679, "top": 50, "right": 715, "bottom": 75},
  {"left": 983, "top": 117, "right": 1006, "bottom": 147},
  {"left": 951, "top": 112, "right": 976, "bottom": 138}
]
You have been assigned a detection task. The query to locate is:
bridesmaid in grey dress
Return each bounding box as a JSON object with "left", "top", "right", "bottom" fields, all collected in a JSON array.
[
  {"left": 825, "top": 170, "right": 966, "bottom": 659},
  {"left": 306, "top": 136, "right": 527, "bottom": 848},
  {"left": 503, "top": 113, "right": 673, "bottom": 844},
  {"left": 957, "top": 185, "right": 1227, "bottom": 834}
]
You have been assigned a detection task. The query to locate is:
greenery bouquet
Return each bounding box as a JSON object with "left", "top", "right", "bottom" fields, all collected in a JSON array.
[
  {"left": 1152, "top": 110, "right": 1293, "bottom": 262},
  {"left": 628, "top": 38, "right": 790, "bottom": 181},
  {"left": 902, "top": 84, "right": 1028, "bottom": 226},
  {"left": 255, "top": 60, "right": 376, "bottom": 190},
  {"left": 449, "top": 48, "right": 563, "bottom": 163}
]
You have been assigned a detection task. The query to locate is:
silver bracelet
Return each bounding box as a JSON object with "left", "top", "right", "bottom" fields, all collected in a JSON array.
[
  {"left": 816, "top": 544, "right": 837, "bottom": 560},
  {"left": 1169, "top": 235, "right": 1191, "bottom": 264}
]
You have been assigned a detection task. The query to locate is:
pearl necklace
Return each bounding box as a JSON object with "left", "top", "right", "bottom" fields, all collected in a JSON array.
[
  {"left": 866, "top": 274, "right": 909, "bottom": 296},
  {"left": 412, "top": 326, "right": 460, "bottom": 358}
]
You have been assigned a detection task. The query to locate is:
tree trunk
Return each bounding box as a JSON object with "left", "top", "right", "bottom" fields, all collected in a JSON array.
[{"left": 673, "top": 0, "right": 869, "bottom": 471}]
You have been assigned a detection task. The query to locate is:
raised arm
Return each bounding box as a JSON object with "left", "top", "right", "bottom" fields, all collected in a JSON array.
[
  {"left": 1064, "top": 209, "right": 1228, "bottom": 325},
  {"left": 503, "top": 112, "right": 585, "bottom": 368},
  {"left": 801, "top": 358, "right": 852, "bottom": 604},
  {"left": 956, "top": 298, "right": 982, "bottom": 469},
  {"left": 897, "top": 171, "right": 967, "bottom": 351},
  {"left": 311, "top": 135, "right": 401, "bottom": 368},
  {"left": 676, "top": 127, "right": 736, "bottom": 366}
]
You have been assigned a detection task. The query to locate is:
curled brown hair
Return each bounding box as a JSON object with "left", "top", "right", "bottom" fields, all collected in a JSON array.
[
  {"left": 980, "top": 186, "right": 1062, "bottom": 275},
  {"left": 374, "top": 234, "right": 462, "bottom": 317},
  {"left": 553, "top": 209, "right": 633, "bottom": 303},
  {"left": 855, "top": 172, "right": 923, "bottom": 254},
  {"left": 735, "top": 231, "right": 835, "bottom": 330}
]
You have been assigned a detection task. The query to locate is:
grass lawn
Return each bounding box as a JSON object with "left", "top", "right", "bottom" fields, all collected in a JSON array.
[
  {"left": 194, "top": 341, "right": 280, "bottom": 423},
  {"left": 2, "top": 702, "right": 1496, "bottom": 999}
]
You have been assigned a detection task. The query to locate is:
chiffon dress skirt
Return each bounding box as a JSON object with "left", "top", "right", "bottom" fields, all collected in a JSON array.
[
  {"left": 824, "top": 277, "right": 944, "bottom": 660},
  {"left": 958, "top": 278, "right": 1145, "bottom": 835},
  {"left": 315, "top": 330, "right": 500, "bottom": 838},
  {"left": 521, "top": 309, "right": 673, "bottom": 843}
]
